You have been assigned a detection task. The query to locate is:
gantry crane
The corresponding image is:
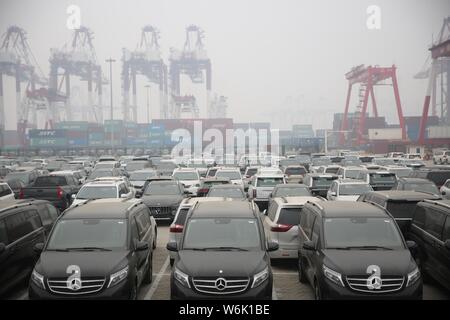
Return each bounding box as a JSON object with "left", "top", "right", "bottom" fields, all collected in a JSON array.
[
  {"left": 418, "top": 17, "right": 450, "bottom": 144},
  {"left": 169, "top": 25, "right": 211, "bottom": 118},
  {"left": 0, "top": 26, "right": 49, "bottom": 129},
  {"left": 340, "top": 64, "right": 406, "bottom": 145},
  {"left": 121, "top": 25, "right": 168, "bottom": 122},
  {"left": 49, "top": 26, "right": 105, "bottom": 123}
]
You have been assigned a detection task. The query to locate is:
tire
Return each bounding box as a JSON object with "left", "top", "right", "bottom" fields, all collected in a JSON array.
[
  {"left": 297, "top": 256, "right": 307, "bottom": 283},
  {"left": 170, "top": 259, "right": 174, "bottom": 267},
  {"left": 143, "top": 254, "right": 153, "bottom": 284},
  {"left": 414, "top": 254, "right": 429, "bottom": 283},
  {"left": 314, "top": 279, "right": 322, "bottom": 300}
]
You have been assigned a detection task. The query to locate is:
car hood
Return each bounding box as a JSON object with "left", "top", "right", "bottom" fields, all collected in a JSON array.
[
  {"left": 130, "top": 180, "right": 146, "bottom": 187},
  {"left": 141, "top": 195, "right": 184, "bottom": 206},
  {"left": 178, "top": 180, "right": 198, "bottom": 187},
  {"left": 322, "top": 249, "right": 414, "bottom": 276},
  {"left": 176, "top": 251, "right": 268, "bottom": 277},
  {"left": 71, "top": 199, "right": 88, "bottom": 206},
  {"left": 36, "top": 250, "right": 130, "bottom": 278}
]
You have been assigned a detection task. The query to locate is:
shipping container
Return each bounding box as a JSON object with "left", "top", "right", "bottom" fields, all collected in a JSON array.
[
  {"left": 29, "top": 137, "right": 67, "bottom": 147},
  {"left": 56, "top": 121, "right": 89, "bottom": 131},
  {"left": 368, "top": 128, "right": 403, "bottom": 140},
  {"left": 29, "top": 129, "right": 66, "bottom": 139},
  {"left": 67, "top": 138, "right": 88, "bottom": 147},
  {"left": 1, "top": 130, "right": 21, "bottom": 147},
  {"left": 427, "top": 126, "right": 450, "bottom": 139}
]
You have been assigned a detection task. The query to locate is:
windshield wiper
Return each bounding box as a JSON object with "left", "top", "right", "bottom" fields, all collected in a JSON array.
[
  {"left": 46, "top": 248, "right": 69, "bottom": 252},
  {"left": 65, "top": 247, "right": 112, "bottom": 251},
  {"left": 202, "top": 246, "right": 249, "bottom": 251},
  {"left": 343, "top": 246, "right": 394, "bottom": 250}
]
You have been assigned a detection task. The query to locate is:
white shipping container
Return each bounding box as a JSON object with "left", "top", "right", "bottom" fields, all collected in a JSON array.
[
  {"left": 368, "top": 128, "right": 402, "bottom": 140},
  {"left": 427, "top": 126, "right": 450, "bottom": 139}
]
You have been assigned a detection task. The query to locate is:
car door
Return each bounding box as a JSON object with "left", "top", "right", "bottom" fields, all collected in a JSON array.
[
  {"left": 134, "top": 211, "right": 151, "bottom": 276},
  {"left": 423, "top": 206, "right": 446, "bottom": 280},
  {"left": 263, "top": 202, "right": 279, "bottom": 243},
  {"left": 440, "top": 216, "right": 450, "bottom": 288},
  {"left": 327, "top": 182, "right": 337, "bottom": 200},
  {"left": 299, "top": 210, "right": 316, "bottom": 282},
  {"left": 0, "top": 184, "right": 14, "bottom": 201},
  {"left": 0, "top": 209, "right": 44, "bottom": 291}
]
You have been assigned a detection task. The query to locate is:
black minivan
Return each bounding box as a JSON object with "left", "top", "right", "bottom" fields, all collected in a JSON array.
[
  {"left": 297, "top": 201, "right": 422, "bottom": 300},
  {"left": 29, "top": 198, "right": 155, "bottom": 299},
  {"left": 0, "top": 200, "right": 46, "bottom": 296},
  {"left": 167, "top": 200, "right": 278, "bottom": 299},
  {"left": 408, "top": 199, "right": 450, "bottom": 291}
]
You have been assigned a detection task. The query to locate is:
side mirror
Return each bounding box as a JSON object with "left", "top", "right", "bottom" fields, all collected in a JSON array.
[
  {"left": 135, "top": 241, "right": 149, "bottom": 252},
  {"left": 0, "top": 242, "right": 5, "bottom": 254},
  {"left": 406, "top": 240, "right": 418, "bottom": 251},
  {"left": 120, "top": 193, "right": 128, "bottom": 198},
  {"left": 444, "top": 239, "right": 450, "bottom": 250},
  {"left": 33, "top": 243, "right": 44, "bottom": 254},
  {"left": 330, "top": 192, "right": 337, "bottom": 197},
  {"left": 442, "top": 191, "right": 446, "bottom": 196},
  {"left": 267, "top": 241, "right": 279, "bottom": 252},
  {"left": 303, "top": 240, "right": 316, "bottom": 251},
  {"left": 135, "top": 192, "right": 142, "bottom": 199},
  {"left": 166, "top": 242, "right": 178, "bottom": 252},
  {"left": 263, "top": 209, "right": 268, "bottom": 215},
  {"left": 71, "top": 194, "right": 76, "bottom": 199},
  {"left": 268, "top": 193, "right": 272, "bottom": 198}
]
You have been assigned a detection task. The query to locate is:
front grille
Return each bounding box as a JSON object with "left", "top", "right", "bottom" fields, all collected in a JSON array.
[
  {"left": 47, "top": 277, "right": 105, "bottom": 295},
  {"left": 148, "top": 206, "right": 171, "bottom": 216},
  {"left": 192, "top": 277, "right": 250, "bottom": 295},
  {"left": 346, "top": 275, "right": 404, "bottom": 293}
]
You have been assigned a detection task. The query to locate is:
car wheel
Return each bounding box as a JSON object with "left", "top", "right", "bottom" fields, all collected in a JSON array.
[
  {"left": 143, "top": 254, "right": 153, "bottom": 284},
  {"left": 170, "top": 259, "right": 174, "bottom": 267},
  {"left": 297, "top": 256, "right": 307, "bottom": 283},
  {"left": 414, "top": 255, "right": 429, "bottom": 283},
  {"left": 129, "top": 280, "right": 138, "bottom": 300},
  {"left": 314, "top": 279, "right": 322, "bottom": 300}
]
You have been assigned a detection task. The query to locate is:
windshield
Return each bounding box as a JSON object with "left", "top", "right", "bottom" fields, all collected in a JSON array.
[
  {"left": 173, "top": 171, "right": 199, "bottom": 180},
  {"left": 285, "top": 167, "right": 306, "bottom": 175},
  {"left": 374, "top": 159, "right": 396, "bottom": 166},
  {"left": 325, "top": 167, "right": 340, "bottom": 174},
  {"left": 278, "top": 208, "right": 302, "bottom": 225},
  {"left": 387, "top": 202, "right": 421, "bottom": 219},
  {"left": 312, "top": 177, "right": 336, "bottom": 187},
  {"left": 77, "top": 186, "right": 117, "bottom": 199},
  {"left": 403, "top": 183, "right": 439, "bottom": 194},
  {"left": 389, "top": 168, "right": 412, "bottom": 178},
  {"left": 370, "top": 173, "right": 396, "bottom": 183},
  {"left": 144, "top": 183, "right": 181, "bottom": 195},
  {"left": 256, "top": 177, "right": 284, "bottom": 187},
  {"left": 130, "top": 171, "right": 156, "bottom": 181},
  {"left": 5, "top": 172, "right": 30, "bottom": 184},
  {"left": 324, "top": 217, "right": 404, "bottom": 249},
  {"left": 216, "top": 171, "right": 241, "bottom": 180},
  {"left": 274, "top": 187, "right": 311, "bottom": 197},
  {"left": 345, "top": 169, "right": 363, "bottom": 179},
  {"left": 183, "top": 218, "right": 261, "bottom": 250},
  {"left": 126, "top": 162, "right": 148, "bottom": 171},
  {"left": 208, "top": 188, "right": 245, "bottom": 198},
  {"left": 312, "top": 158, "right": 331, "bottom": 166},
  {"left": 245, "top": 168, "right": 258, "bottom": 177},
  {"left": 339, "top": 184, "right": 373, "bottom": 195},
  {"left": 207, "top": 168, "right": 218, "bottom": 177},
  {"left": 34, "top": 176, "right": 67, "bottom": 187},
  {"left": 89, "top": 170, "right": 113, "bottom": 179},
  {"left": 46, "top": 219, "right": 127, "bottom": 250}
]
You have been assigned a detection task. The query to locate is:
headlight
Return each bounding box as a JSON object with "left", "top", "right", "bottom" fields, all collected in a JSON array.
[
  {"left": 174, "top": 267, "right": 190, "bottom": 288},
  {"left": 323, "top": 265, "right": 344, "bottom": 287},
  {"left": 251, "top": 267, "right": 269, "bottom": 288},
  {"left": 108, "top": 266, "right": 129, "bottom": 288},
  {"left": 194, "top": 183, "right": 200, "bottom": 187},
  {"left": 406, "top": 267, "right": 420, "bottom": 287},
  {"left": 31, "top": 269, "right": 45, "bottom": 290}
]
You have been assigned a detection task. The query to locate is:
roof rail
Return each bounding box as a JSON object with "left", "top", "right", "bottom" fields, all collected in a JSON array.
[
  {"left": 306, "top": 200, "right": 323, "bottom": 211},
  {"left": 126, "top": 199, "right": 144, "bottom": 212}
]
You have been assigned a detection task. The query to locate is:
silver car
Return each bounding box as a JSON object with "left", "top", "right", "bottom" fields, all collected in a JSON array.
[
  {"left": 440, "top": 179, "right": 450, "bottom": 199},
  {"left": 263, "top": 196, "right": 324, "bottom": 259}
]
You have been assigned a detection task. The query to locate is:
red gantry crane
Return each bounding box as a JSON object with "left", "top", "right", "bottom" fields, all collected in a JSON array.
[
  {"left": 418, "top": 17, "right": 450, "bottom": 144},
  {"left": 340, "top": 64, "right": 406, "bottom": 145}
]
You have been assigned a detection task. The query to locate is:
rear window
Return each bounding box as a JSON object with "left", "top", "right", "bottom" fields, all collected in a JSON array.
[
  {"left": 386, "top": 201, "right": 419, "bottom": 219},
  {"left": 325, "top": 167, "right": 339, "bottom": 174},
  {"left": 175, "top": 208, "right": 190, "bottom": 225},
  {"left": 256, "top": 177, "right": 284, "bottom": 187},
  {"left": 285, "top": 167, "right": 306, "bottom": 175},
  {"left": 427, "top": 171, "right": 450, "bottom": 186},
  {"left": 370, "top": 173, "right": 396, "bottom": 183},
  {"left": 312, "top": 176, "right": 337, "bottom": 187},
  {"left": 278, "top": 208, "right": 302, "bottom": 225},
  {"left": 34, "top": 176, "right": 67, "bottom": 186}
]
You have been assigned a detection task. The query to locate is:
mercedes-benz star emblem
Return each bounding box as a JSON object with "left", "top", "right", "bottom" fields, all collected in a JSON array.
[{"left": 215, "top": 278, "right": 226, "bottom": 291}]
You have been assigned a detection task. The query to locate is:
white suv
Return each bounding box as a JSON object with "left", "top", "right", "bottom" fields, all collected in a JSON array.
[
  {"left": 327, "top": 179, "right": 373, "bottom": 201},
  {"left": 172, "top": 168, "right": 201, "bottom": 196},
  {"left": 0, "top": 182, "right": 15, "bottom": 201},
  {"left": 215, "top": 168, "right": 243, "bottom": 187},
  {"left": 71, "top": 180, "right": 134, "bottom": 206}
]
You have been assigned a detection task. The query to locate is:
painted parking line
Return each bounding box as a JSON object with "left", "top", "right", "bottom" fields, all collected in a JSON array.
[
  {"left": 18, "top": 291, "right": 28, "bottom": 300},
  {"left": 272, "top": 287, "right": 278, "bottom": 300},
  {"left": 143, "top": 257, "right": 170, "bottom": 300}
]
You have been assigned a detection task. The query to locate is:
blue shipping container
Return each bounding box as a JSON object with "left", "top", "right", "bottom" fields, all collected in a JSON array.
[
  {"left": 68, "top": 138, "right": 88, "bottom": 147},
  {"left": 29, "top": 129, "right": 66, "bottom": 139}
]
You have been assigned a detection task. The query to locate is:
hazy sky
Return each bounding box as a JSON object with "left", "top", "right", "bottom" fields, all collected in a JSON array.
[{"left": 0, "top": 0, "right": 448, "bottom": 130}]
